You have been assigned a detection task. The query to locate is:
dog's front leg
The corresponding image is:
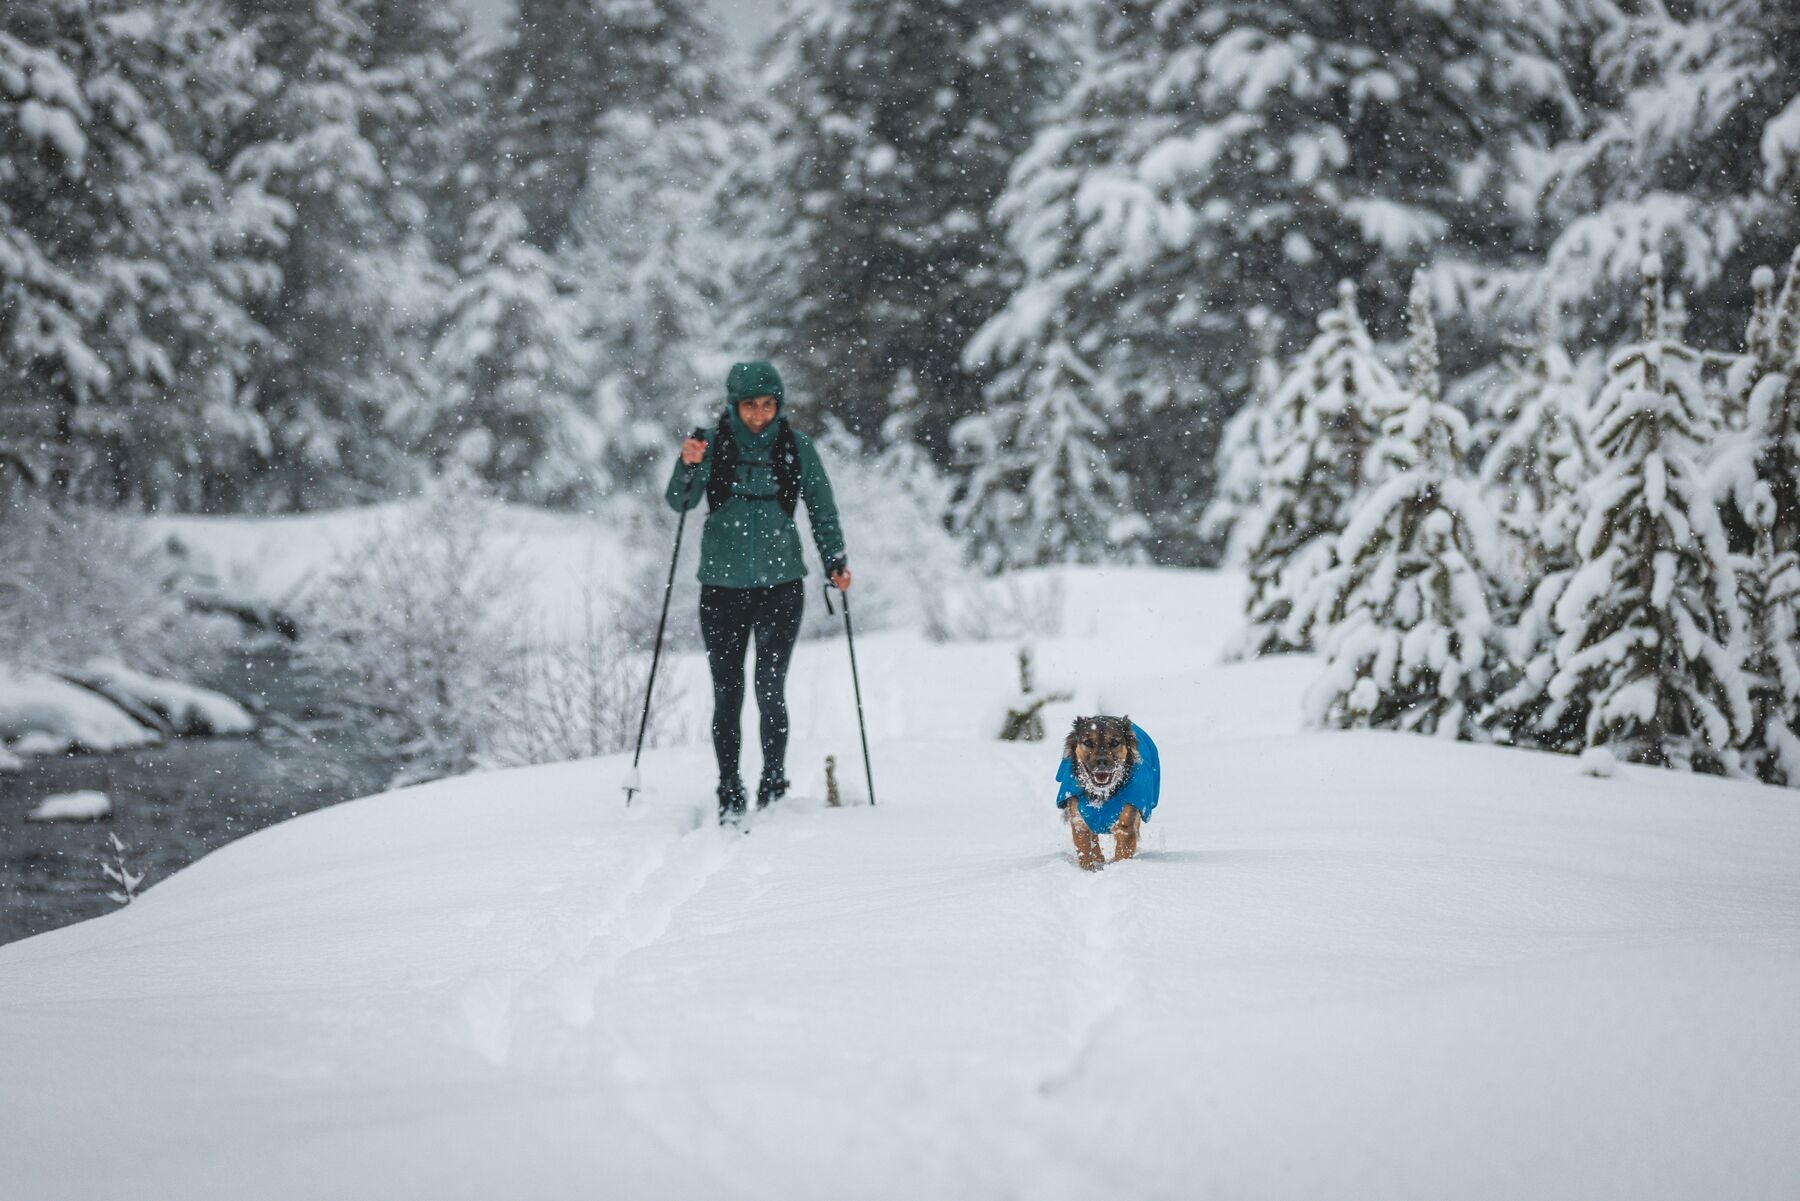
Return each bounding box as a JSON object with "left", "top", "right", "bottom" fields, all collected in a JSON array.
[
  {"left": 1111, "top": 805, "right": 1141, "bottom": 863},
  {"left": 1068, "top": 808, "right": 1105, "bottom": 872}
]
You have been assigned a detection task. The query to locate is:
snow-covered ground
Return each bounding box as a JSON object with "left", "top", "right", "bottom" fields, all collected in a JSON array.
[{"left": 3, "top": 567, "right": 1796, "bottom": 1200}]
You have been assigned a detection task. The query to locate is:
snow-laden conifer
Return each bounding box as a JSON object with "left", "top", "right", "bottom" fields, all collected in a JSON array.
[
  {"left": 771, "top": 0, "right": 1059, "bottom": 445},
  {"left": 1706, "top": 248, "right": 1800, "bottom": 784},
  {"left": 418, "top": 201, "right": 603, "bottom": 505},
  {"left": 1478, "top": 301, "right": 1597, "bottom": 748},
  {"left": 0, "top": 0, "right": 280, "bottom": 504},
  {"left": 950, "top": 334, "right": 1137, "bottom": 570},
  {"left": 1548, "top": 257, "right": 1750, "bottom": 771},
  {"left": 1306, "top": 276, "right": 1499, "bottom": 737},
  {"left": 1200, "top": 311, "right": 1282, "bottom": 564},
  {"left": 1481, "top": 0, "right": 1799, "bottom": 355},
  {"left": 485, "top": 0, "right": 716, "bottom": 254},
  {"left": 1478, "top": 302, "right": 1591, "bottom": 572},
  {"left": 1232, "top": 283, "right": 1395, "bottom": 656},
  {"left": 1712, "top": 249, "right": 1800, "bottom": 555},
  {"left": 974, "top": 0, "right": 1574, "bottom": 549},
  {"left": 1736, "top": 483, "right": 1800, "bottom": 785}
]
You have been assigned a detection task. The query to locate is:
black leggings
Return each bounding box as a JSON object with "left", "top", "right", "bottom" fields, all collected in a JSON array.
[{"left": 699, "top": 580, "right": 804, "bottom": 782}]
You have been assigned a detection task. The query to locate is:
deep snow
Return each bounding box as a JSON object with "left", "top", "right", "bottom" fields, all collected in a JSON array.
[{"left": 2, "top": 567, "right": 1797, "bottom": 1200}]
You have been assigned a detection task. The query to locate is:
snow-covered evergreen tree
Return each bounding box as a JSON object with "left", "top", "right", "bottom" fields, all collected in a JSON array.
[
  {"left": 1477, "top": 302, "right": 1599, "bottom": 748},
  {"left": 871, "top": 371, "right": 955, "bottom": 528},
  {"left": 950, "top": 332, "right": 1137, "bottom": 570},
  {"left": 0, "top": 0, "right": 279, "bottom": 506},
  {"left": 1306, "top": 276, "right": 1499, "bottom": 737},
  {"left": 570, "top": 101, "right": 785, "bottom": 487},
  {"left": 1478, "top": 302, "right": 1593, "bottom": 576},
  {"left": 805, "top": 397, "right": 964, "bottom": 636},
  {"left": 1548, "top": 256, "right": 1750, "bottom": 771},
  {"left": 417, "top": 200, "right": 602, "bottom": 505},
  {"left": 976, "top": 0, "right": 1576, "bottom": 552},
  {"left": 1736, "top": 484, "right": 1800, "bottom": 786},
  {"left": 484, "top": 0, "right": 714, "bottom": 254},
  {"left": 1480, "top": 0, "right": 1800, "bottom": 357},
  {"left": 771, "top": 0, "right": 1060, "bottom": 447},
  {"left": 1713, "top": 249, "right": 1800, "bottom": 554},
  {"left": 1232, "top": 283, "right": 1397, "bottom": 656},
  {"left": 1199, "top": 310, "right": 1282, "bottom": 564},
  {"left": 222, "top": 0, "right": 464, "bottom": 508},
  {"left": 1707, "top": 248, "right": 1800, "bottom": 784}
]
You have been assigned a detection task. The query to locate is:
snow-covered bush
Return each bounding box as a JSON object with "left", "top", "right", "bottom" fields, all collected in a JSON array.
[
  {"left": 808, "top": 414, "right": 969, "bottom": 639},
  {"left": 292, "top": 489, "right": 527, "bottom": 786},
  {"left": 0, "top": 497, "right": 231, "bottom": 678},
  {"left": 485, "top": 579, "right": 684, "bottom": 769},
  {"left": 919, "top": 574, "right": 1065, "bottom": 646}
]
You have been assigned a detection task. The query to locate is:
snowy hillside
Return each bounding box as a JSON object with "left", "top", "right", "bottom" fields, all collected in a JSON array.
[{"left": 3, "top": 569, "right": 1797, "bottom": 1200}]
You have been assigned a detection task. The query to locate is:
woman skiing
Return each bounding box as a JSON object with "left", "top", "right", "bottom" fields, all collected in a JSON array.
[{"left": 667, "top": 360, "right": 851, "bottom": 823}]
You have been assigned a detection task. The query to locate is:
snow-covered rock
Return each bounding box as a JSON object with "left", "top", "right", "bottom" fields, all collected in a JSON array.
[
  {"left": 1579, "top": 746, "right": 1618, "bottom": 778},
  {"left": 0, "top": 667, "right": 159, "bottom": 753},
  {"left": 10, "top": 731, "right": 74, "bottom": 757},
  {"left": 73, "top": 659, "right": 255, "bottom": 737},
  {"left": 0, "top": 745, "right": 23, "bottom": 772},
  {"left": 27, "top": 791, "right": 112, "bottom": 822}
]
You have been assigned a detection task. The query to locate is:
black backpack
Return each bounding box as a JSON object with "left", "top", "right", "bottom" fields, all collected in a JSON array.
[{"left": 706, "top": 414, "right": 802, "bottom": 515}]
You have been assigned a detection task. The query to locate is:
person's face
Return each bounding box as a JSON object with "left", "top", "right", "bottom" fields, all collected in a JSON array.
[{"left": 737, "top": 394, "right": 778, "bottom": 434}]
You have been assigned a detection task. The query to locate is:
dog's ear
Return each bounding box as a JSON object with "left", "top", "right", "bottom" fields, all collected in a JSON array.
[
  {"left": 1064, "top": 717, "right": 1088, "bottom": 761},
  {"left": 1121, "top": 718, "right": 1140, "bottom": 762}
]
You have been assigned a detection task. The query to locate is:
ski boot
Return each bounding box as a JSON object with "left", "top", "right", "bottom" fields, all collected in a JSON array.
[
  {"left": 717, "top": 778, "right": 748, "bottom": 826},
  {"left": 756, "top": 769, "right": 789, "bottom": 810}
]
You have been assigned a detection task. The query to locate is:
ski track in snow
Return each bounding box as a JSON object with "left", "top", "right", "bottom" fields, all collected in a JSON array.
[
  {"left": 1035, "top": 863, "right": 1131, "bottom": 1099},
  {"left": 459, "top": 803, "right": 742, "bottom": 1069}
]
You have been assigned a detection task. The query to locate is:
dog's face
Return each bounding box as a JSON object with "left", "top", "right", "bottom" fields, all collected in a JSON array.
[{"left": 1065, "top": 716, "right": 1138, "bottom": 801}]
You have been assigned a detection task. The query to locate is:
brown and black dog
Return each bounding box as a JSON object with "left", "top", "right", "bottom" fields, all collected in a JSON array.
[{"left": 1059, "top": 715, "right": 1157, "bottom": 871}]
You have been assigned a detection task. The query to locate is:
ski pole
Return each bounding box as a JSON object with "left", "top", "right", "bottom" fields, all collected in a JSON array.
[
  {"left": 823, "top": 582, "right": 876, "bottom": 807},
  {"left": 623, "top": 427, "right": 706, "bottom": 805}
]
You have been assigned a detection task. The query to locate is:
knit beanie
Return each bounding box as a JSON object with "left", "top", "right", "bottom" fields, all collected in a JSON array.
[{"left": 726, "top": 360, "right": 785, "bottom": 408}]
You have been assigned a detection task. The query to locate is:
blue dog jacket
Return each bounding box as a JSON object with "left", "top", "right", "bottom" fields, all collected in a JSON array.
[{"left": 1055, "top": 722, "right": 1160, "bottom": 835}]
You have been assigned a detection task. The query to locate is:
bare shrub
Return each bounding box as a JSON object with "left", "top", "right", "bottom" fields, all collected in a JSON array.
[
  {"left": 0, "top": 494, "right": 233, "bottom": 675},
  {"left": 485, "top": 578, "right": 686, "bottom": 768},
  {"left": 292, "top": 489, "right": 525, "bottom": 786},
  {"left": 921, "top": 573, "right": 1066, "bottom": 644}
]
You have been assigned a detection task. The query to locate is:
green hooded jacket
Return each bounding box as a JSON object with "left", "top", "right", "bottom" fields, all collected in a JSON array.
[{"left": 665, "top": 401, "right": 848, "bottom": 590}]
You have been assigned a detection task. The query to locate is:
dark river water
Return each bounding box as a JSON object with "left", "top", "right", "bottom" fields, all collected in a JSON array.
[{"left": 1, "top": 650, "right": 390, "bottom": 946}]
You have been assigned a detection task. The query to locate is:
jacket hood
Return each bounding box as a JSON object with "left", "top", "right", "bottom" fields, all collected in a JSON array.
[{"left": 725, "top": 360, "right": 785, "bottom": 412}]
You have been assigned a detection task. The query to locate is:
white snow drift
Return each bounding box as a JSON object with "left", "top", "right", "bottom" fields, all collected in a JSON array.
[{"left": 1, "top": 567, "right": 1795, "bottom": 1201}]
